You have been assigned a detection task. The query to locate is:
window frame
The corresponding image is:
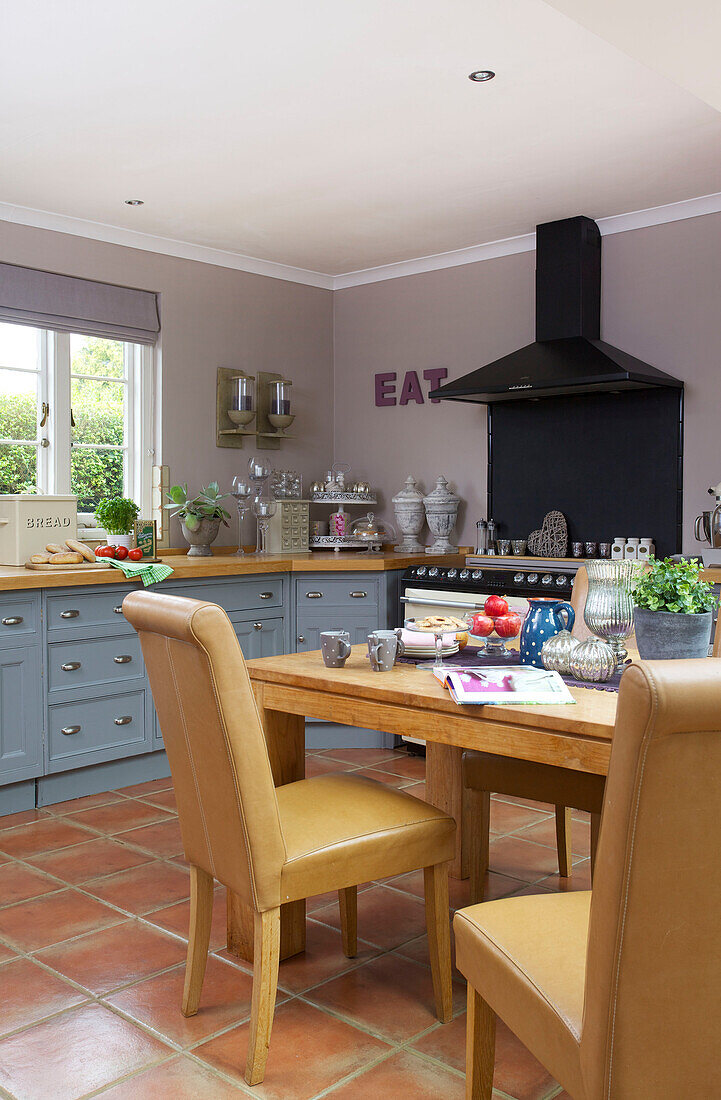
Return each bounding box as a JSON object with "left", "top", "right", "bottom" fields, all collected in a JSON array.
[{"left": 0, "top": 322, "right": 155, "bottom": 536}]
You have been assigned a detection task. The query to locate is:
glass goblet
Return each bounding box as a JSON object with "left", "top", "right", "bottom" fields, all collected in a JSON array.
[
  {"left": 230, "top": 477, "right": 254, "bottom": 556},
  {"left": 253, "top": 497, "right": 277, "bottom": 555}
]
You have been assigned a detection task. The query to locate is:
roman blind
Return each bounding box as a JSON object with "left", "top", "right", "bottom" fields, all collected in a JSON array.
[{"left": 0, "top": 262, "right": 160, "bottom": 344}]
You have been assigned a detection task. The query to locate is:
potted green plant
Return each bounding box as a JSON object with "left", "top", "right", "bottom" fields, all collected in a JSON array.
[
  {"left": 95, "top": 497, "right": 140, "bottom": 549},
  {"left": 164, "top": 482, "right": 231, "bottom": 556},
  {"left": 632, "top": 557, "right": 716, "bottom": 659}
]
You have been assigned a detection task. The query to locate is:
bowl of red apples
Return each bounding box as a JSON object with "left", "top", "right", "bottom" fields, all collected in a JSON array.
[{"left": 467, "top": 595, "right": 526, "bottom": 658}]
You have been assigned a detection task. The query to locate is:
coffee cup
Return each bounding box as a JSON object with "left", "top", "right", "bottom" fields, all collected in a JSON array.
[
  {"left": 320, "top": 630, "right": 351, "bottom": 668},
  {"left": 367, "top": 629, "right": 405, "bottom": 672}
]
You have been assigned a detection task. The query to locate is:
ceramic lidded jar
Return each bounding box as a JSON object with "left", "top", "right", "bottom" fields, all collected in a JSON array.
[
  {"left": 392, "top": 476, "right": 425, "bottom": 553},
  {"left": 423, "top": 476, "right": 460, "bottom": 554},
  {"left": 540, "top": 629, "right": 579, "bottom": 674}
]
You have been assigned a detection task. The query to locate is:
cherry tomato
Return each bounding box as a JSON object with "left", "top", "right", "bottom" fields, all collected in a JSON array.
[
  {"left": 128, "top": 548, "right": 143, "bottom": 561},
  {"left": 484, "top": 594, "right": 509, "bottom": 618},
  {"left": 114, "top": 545, "right": 129, "bottom": 560}
]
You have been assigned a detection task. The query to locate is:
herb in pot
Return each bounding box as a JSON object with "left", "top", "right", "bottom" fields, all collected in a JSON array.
[{"left": 94, "top": 497, "right": 140, "bottom": 535}]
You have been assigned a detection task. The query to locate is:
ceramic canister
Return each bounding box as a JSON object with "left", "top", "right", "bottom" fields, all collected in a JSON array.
[
  {"left": 329, "top": 508, "right": 349, "bottom": 537},
  {"left": 520, "top": 599, "right": 576, "bottom": 669}
]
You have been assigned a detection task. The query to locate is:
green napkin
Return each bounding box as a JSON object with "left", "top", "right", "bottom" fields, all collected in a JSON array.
[{"left": 105, "top": 558, "right": 174, "bottom": 587}]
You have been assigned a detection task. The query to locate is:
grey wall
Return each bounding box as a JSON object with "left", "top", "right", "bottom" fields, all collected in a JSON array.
[
  {"left": 0, "top": 221, "right": 334, "bottom": 544},
  {"left": 333, "top": 212, "right": 721, "bottom": 553}
]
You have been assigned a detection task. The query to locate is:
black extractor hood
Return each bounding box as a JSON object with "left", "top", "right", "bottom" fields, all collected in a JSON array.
[{"left": 429, "top": 215, "right": 683, "bottom": 403}]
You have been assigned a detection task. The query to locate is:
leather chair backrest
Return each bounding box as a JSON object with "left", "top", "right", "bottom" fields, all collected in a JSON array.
[
  {"left": 123, "top": 590, "right": 286, "bottom": 911},
  {"left": 570, "top": 566, "right": 593, "bottom": 643},
  {"left": 581, "top": 659, "right": 721, "bottom": 1097}
]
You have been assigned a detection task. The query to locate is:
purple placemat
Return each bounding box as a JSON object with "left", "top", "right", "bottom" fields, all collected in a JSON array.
[{"left": 400, "top": 646, "right": 626, "bottom": 692}]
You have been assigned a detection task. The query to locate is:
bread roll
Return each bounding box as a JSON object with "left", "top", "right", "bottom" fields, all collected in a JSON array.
[
  {"left": 46, "top": 542, "right": 65, "bottom": 554},
  {"left": 65, "top": 538, "right": 96, "bottom": 563},
  {"left": 49, "top": 552, "right": 83, "bottom": 565},
  {"left": 30, "top": 553, "right": 51, "bottom": 564}
]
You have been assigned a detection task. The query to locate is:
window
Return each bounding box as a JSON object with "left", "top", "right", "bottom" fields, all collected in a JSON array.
[{"left": 0, "top": 321, "right": 154, "bottom": 527}]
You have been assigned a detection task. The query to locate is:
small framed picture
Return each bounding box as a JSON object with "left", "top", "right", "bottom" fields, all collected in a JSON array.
[{"left": 133, "top": 519, "right": 158, "bottom": 560}]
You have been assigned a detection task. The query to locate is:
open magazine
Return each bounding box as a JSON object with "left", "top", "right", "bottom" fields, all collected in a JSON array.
[{"left": 433, "top": 665, "right": 576, "bottom": 705}]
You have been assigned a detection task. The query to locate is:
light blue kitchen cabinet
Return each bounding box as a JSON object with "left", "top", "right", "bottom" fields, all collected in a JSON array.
[
  {"left": 232, "top": 615, "right": 286, "bottom": 660},
  {"left": 0, "top": 645, "right": 43, "bottom": 785},
  {"left": 46, "top": 689, "right": 150, "bottom": 773},
  {"left": 294, "top": 615, "right": 378, "bottom": 653}
]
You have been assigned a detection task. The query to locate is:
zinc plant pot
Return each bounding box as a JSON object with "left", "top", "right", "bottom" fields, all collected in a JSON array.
[
  {"left": 633, "top": 607, "right": 713, "bottom": 660},
  {"left": 181, "top": 516, "right": 221, "bottom": 557}
]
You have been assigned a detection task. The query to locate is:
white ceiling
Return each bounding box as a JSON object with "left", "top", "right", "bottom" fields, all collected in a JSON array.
[{"left": 2, "top": 0, "right": 720, "bottom": 277}]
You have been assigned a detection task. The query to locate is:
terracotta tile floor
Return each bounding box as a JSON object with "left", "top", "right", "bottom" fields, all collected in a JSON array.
[{"left": 0, "top": 747, "right": 585, "bottom": 1098}]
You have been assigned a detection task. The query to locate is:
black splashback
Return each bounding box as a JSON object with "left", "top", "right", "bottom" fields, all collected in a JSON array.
[{"left": 487, "top": 388, "right": 683, "bottom": 557}]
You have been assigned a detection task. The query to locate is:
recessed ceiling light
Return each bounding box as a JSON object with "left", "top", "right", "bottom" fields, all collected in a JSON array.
[
  {"left": 124, "top": 199, "right": 144, "bottom": 206},
  {"left": 468, "top": 70, "right": 495, "bottom": 82}
]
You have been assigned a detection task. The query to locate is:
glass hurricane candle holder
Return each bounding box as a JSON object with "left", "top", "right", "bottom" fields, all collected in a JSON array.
[
  {"left": 228, "top": 373, "right": 255, "bottom": 427},
  {"left": 583, "top": 560, "right": 636, "bottom": 672},
  {"left": 268, "top": 379, "right": 294, "bottom": 436}
]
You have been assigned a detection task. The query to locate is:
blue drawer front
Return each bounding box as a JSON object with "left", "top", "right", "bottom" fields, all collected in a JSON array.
[
  {"left": 46, "top": 587, "right": 134, "bottom": 636},
  {"left": 47, "top": 690, "right": 147, "bottom": 771},
  {"left": 165, "top": 576, "right": 284, "bottom": 613},
  {"left": 48, "top": 634, "right": 145, "bottom": 694},
  {"left": 0, "top": 594, "right": 40, "bottom": 649},
  {"left": 295, "top": 576, "right": 379, "bottom": 610}
]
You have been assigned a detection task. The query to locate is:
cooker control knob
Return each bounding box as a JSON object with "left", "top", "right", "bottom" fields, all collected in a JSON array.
[
  {"left": 459, "top": 568, "right": 470, "bottom": 579},
  {"left": 556, "top": 574, "right": 568, "bottom": 587},
  {"left": 416, "top": 566, "right": 427, "bottom": 576},
  {"left": 541, "top": 573, "right": 553, "bottom": 586},
  {"left": 527, "top": 573, "right": 539, "bottom": 585},
  {"left": 513, "top": 572, "right": 524, "bottom": 584},
  {"left": 428, "top": 566, "right": 439, "bottom": 577},
  {"left": 471, "top": 569, "right": 483, "bottom": 580},
  {"left": 446, "top": 568, "right": 457, "bottom": 579}
]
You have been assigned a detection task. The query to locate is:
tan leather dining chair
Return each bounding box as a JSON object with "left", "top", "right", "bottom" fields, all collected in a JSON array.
[
  {"left": 123, "top": 590, "right": 456, "bottom": 1087},
  {"left": 462, "top": 566, "right": 604, "bottom": 901},
  {"left": 455, "top": 658, "right": 721, "bottom": 1098}
]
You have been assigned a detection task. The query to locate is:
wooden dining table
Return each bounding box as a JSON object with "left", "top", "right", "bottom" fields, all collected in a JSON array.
[{"left": 227, "top": 645, "right": 618, "bottom": 964}]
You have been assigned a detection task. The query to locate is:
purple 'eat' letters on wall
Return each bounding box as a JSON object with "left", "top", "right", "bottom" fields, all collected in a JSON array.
[{"left": 374, "top": 367, "right": 448, "bottom": 407}]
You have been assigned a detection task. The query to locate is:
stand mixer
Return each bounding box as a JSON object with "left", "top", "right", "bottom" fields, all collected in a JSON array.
[{"left": 695, "top": 482, "right": 721, "bottom": 549}]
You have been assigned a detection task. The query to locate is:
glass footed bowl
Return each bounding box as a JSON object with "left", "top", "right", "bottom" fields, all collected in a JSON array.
[
  {"left": 403, "top": 617, "right": 468, "bottom": 671},
  {"left": 466, "top": 607, "right": 527, "bottom": 658}
]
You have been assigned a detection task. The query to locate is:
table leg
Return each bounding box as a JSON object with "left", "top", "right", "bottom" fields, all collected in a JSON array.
[
  {"left": 226, "top": 694, "right": 306, "bottom": 963},
  {"left": 426, "top": 742, "right": 476, "bottom": 879}
]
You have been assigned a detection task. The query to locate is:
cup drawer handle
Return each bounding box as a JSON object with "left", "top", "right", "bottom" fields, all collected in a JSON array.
[
  {"left": 114, "top": 716, "right": 133, "bottom": 726},
  {"left": 60, "top": 610, "right": 79, "bottom": 619},
  {"left": 61, "top": 725, "right": 81, "bottom": 736},
  {"left": 350, "top": 591, "right": 367, "bottom": 598},
  {"left": 305, "top": 591, "right": 323, "bottom": 599},
  {"left": 259, "top": 591, "right": 273, "bottom": 599},
  {"left": 113, "top": 655, "right": 132, "bottom": 664},
  {"left": 1, "top": 616, "right": 23, "bottom": 626},
  {"left": 61, "top": 662, "right": 81, "bottom": 672},
  {"left": 113, "top": 606, "right": 124, "bottom": 614}
]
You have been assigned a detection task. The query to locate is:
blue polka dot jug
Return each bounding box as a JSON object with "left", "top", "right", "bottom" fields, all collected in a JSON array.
[{"left": 520, "top": 599, "right": 575, "bottom": 668}]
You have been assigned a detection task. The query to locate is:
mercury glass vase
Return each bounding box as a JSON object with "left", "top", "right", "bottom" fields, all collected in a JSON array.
[{"left": 583, "top": 560, "right": 636, "bottom": 672}]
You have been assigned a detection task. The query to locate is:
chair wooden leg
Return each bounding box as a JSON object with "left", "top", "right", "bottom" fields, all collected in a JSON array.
[
  {"left": 424, "top": 862, "right": 453, "bottom": 1024},
  {"left": 555, "top": 805, "right": 573, "bottom": 878},
  {"left": 590, "top": 812, "right": 601, "bottom": 879},
  {"left": 245, "top": 907, "right": 281, "bottom": 1087},
  {"left": 181, "top": 865, "right": 214, "bottom": 1017},
  {"left": 338, "top": 886, "right": 357, "bottom": 958},
  {"left": 466, "top": 983, "right": 496, "bottom": 1100},
  {"left": 468, "top": 789, "right": 491, "bottom": 905}
]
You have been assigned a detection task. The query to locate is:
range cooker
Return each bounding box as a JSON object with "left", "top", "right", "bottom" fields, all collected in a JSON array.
[{"left": 401, "top": 556, "right": 579, "bottom": 613}]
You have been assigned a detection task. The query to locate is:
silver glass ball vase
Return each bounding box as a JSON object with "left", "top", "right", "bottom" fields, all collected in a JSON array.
[
  {"left": 541, "top": 629, "right": 579, "bottom": 675},
  {"left": 569, "top": 637, "right": 616, "bottom": 683}
]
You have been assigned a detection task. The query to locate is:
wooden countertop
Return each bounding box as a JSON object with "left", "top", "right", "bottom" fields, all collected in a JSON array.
[{"left": 0, "top": 549, "right": 470, "bottom": 592}]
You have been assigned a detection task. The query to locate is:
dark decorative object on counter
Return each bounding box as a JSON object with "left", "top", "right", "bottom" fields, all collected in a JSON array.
[
  {"left": 633, "top": 557, "right": 715, "bottom": 659},
  {"left": 527, "top": 510, "right": 568, "bottom": 558}
]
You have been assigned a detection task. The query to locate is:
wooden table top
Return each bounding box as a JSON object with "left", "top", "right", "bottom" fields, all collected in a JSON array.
[{"left": 247, "top": 645, "right": 617, "bottom": 744}]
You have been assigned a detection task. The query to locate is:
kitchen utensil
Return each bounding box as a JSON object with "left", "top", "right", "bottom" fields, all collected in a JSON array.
[
  {"left": 520, "top": 599, "right": 575, "bottom": 669},
  {"left": 571, "top": 542, "right": 584, "bottom": 558},
  {"left": 569, "top": 636, "right": 616, "bottom": 682},
  {"left": 367, "top": 629, "right": 405, "bottom": 672},
  {"left": 321, "top": 630, "right": 351, "bottom": 668},
  {"left": 541, "top": 629, "right": 580, "bottom": 674},
  {"left": 404, "top": 618, "right": 463, "bottom": 672},
  {"left": 583, "top": 559, "right": 636, "bottom": 672},
  {"left": 476, "top": 520, "right": 494, "bottom": 555},
  {"left": 707, "top": 483, "right": 721, "bottom": 548},
  {"left": 695, "top": 511, "right": 711, "bottom": 544},
  {"left": 350, "top": 512, "right": 397, "bottom": 553},
  {"left": 496, "top": 539, "right": 511, "bottom": 556},
  {"left": 511, "top": 540, "right": 527, "bottom": 555},
  {"left": 584, "top": 541, "right": 598, "bottom": 558}
]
